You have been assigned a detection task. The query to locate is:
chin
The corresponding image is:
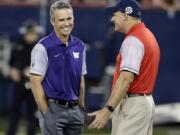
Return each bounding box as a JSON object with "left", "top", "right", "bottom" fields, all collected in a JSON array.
[
  {"left": 114, "top": 26, "right": 122, "bottom": 32},
  {"left": 114, "top": 28, "right": 119, "bottom": 32},
  {"left": 61, "top": 32, "right": 70, "bottom": 36},
  {"left": 63, "top": 30, "right": 72, "bottom": 35}
]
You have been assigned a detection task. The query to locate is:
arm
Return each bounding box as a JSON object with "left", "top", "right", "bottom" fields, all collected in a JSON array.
[
  {"left": 78, "top": 44, "right": 87, "bottom": 108},
  {"left": 78, "top": 75, "right": 85, "bottom": 108},
  {"left": 106, "top": 71, "right": 135, "bottom": 108},
  {"left": 30, "top": 74, "right": 48, "bottom": 113},
  {"left": 108, "top": 36, "right": 143, "bottom": 107},
  {"left": 30, "top": 43, "right": 48, "bottom": 112},
  {"left": 88, "top": 71, "right": 135, "bottom": 129},
  {"left": 88, "top": 36, "right": 143, "bottom": 129}
]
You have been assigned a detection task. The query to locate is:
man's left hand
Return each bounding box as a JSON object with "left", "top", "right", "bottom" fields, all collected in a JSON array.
[{"left": 88, "top": 107, "right": 111, "bottom": 129}]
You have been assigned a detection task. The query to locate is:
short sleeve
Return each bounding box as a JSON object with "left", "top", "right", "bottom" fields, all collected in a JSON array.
[
  {"left": 120, "top": 36, "right": 144, "bottom": 75},
  {"left": 82, "top": 46, "right": 87, "bottom": 75},
  {"left": 30, "top": 43, "right": 48, "bottom": 76}
]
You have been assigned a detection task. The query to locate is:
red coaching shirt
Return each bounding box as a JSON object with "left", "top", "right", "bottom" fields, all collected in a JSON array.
[{"left": 112, "top": 23, "right": 160, "bottom": 94}]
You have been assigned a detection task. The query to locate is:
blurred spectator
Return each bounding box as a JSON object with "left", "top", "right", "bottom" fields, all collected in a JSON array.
[
  {"left": 5, "top": 20, "right": 41, "bottom": 135},
  {"left": 70, "top": 0, "right": 84, "bottom": 6},
  {"left": 70, "top": 0, "right": 108, "bottom": 7},
  {"left": 0, "top": 0, "right": 40, "bottom": 5},
  {"left": 0, "top": 34, "right": 11, "bottom": 114},
  {"left": 49, "top": 0, "right": 70, "bottom": 5},
  {"left": 0, "top": 0, "right": 110, "bottom": 7},
  {"left": 80, "top": 0, "right": 107, "bottom": 5},
  {"left": 153, "top": 0, "right": 180, "bottom": 12},
  {"left": 137, "top": 0, "right": 155, "bottom": 9},
  {"left": 0, "top": 34, "right": 11, "bottom": 80},
  {"left": 136, "top": 0, "right": 180, "bottom": 11}
]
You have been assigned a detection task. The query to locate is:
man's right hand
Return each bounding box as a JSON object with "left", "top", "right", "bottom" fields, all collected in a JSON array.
[{"left": 40, "top": 105, "right": 48, "bottom": 114}]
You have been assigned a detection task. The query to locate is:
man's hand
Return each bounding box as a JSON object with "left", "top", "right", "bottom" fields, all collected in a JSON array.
[{"left": 88, "top": 107, "right": 111, "bottom": 129}]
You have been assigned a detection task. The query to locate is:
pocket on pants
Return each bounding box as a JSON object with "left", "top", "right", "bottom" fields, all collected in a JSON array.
[
  {"left": 72, "top": 106, "right": 85, "bottom": 125},
  {"left": 43, "top": 108, "right": 58, "bottom": 135},
  {"left": 79, "top": 107, "right": 85, "bottom": 116},
  {"left": 38, "top": 111, "right": 45, "bottom": 130}
]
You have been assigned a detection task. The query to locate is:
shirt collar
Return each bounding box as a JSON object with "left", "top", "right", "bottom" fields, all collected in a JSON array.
[
  {"left": 50, "top": 31, "right": 73, "bottom": 46},
  {"left": 126, "top": 22, "right": 145, "bottom": 36}
]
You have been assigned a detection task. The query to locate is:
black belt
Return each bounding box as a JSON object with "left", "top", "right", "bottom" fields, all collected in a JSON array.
[
  {"left": 127, "top": 93, "right": 151, "bottom": 98},
  {"left": 48, "top": 98, "right": 78, "bottom": 108}
]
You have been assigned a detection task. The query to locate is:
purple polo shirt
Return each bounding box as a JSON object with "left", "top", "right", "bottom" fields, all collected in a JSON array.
[{"left": 30, "top": 31, "right": 87, "bottom": 100}]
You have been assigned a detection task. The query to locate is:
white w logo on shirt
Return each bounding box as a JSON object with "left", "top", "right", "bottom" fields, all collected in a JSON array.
[{"left": 73, "top": 52, "right": 80, "bottom": 59}]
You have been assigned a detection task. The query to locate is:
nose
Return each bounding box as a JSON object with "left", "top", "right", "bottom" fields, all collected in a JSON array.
[{"left": 64, "top": 20, "right": 69, "bottom": 25}]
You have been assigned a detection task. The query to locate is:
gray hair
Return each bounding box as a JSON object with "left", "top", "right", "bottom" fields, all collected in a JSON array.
[{"left": 50, "top": 0, "right": 73, "bottom": 20}]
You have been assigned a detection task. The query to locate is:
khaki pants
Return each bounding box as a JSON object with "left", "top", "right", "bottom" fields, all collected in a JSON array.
[{"left": 111, "top": 95, "right": 155, "bottom": 135}]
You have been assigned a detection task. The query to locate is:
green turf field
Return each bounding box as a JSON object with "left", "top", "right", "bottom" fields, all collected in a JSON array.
[
  {"left": 84, "top": 127, "right": 180, "bottom": 135},
  {"left": 1, "top": 127, "right": 180, "bottom": 135},
  {"left": 1, "top": 117, "right": 180, "bottom": 135},
  {"left": 0, "top": 128, "right": 180, "bottom": 135}
]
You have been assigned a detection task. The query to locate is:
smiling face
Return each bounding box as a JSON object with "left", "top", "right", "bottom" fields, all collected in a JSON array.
[{"left": 51, "top": 8, "right": 74, "bottom": 38}]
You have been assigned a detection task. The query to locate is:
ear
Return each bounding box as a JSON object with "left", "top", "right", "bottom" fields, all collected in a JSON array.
[
  {"left": 124, "top": 13, "right": 128, "bottom": 21},
  {"left": 50, "top": 18, "right": 54, "bottom": 26}
]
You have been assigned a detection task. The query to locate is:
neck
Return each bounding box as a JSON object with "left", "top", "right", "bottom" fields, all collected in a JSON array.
[
  {"left": 55, "top": 30, "right": 69, "bottom": 43},
  {"left": 124, "top": 19, "right": 141, "bottom": 34}
]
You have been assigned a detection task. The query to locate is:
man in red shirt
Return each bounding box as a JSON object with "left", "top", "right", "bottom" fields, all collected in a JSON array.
[{"left": 88, "top": 0, "right": 160, "bottom": 135}]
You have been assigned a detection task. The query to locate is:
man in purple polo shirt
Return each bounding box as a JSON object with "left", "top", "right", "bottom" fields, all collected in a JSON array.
[{"left": 30, "top": 1, "right": 87, "bottom": 135}]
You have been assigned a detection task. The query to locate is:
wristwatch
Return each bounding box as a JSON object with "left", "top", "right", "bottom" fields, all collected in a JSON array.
[{"left": 106, "top": 105, "right": 114, "bottom": 113}]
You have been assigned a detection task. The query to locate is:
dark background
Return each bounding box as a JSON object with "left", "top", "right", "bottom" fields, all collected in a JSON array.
[{"left": 0, "top": 6, "right": 180, "bottom": 114}]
